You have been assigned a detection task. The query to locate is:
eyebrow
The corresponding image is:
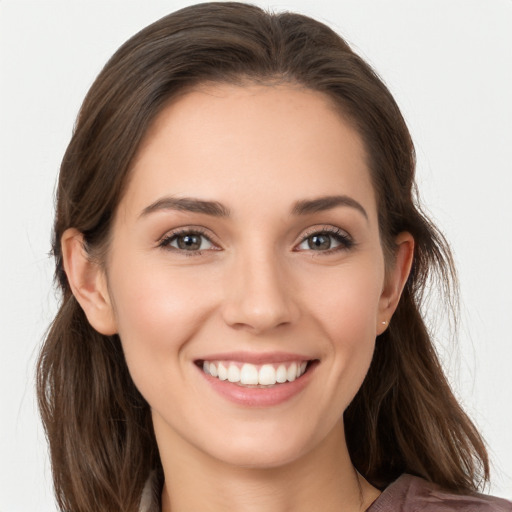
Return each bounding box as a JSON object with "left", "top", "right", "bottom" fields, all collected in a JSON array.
[
  {"left": 139, "top": 197, "right": 230, "bottom": 218},
  {"left": 139, "top": 194, "right": 367, "bottom": 220},
  {"left": 292, "top": 195, "right": 368, "bottom": 220}
]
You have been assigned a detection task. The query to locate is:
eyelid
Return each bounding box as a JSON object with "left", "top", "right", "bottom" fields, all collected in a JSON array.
[
  {"left": 294, "top": 225, "right": 354, "bottom": 252},
  {"left": 155, "top": 224, "right": 354, "bottom": 254},
  {"left": 157, "top": 226, "right": 221, "bottom": 252},
  {"left": 299, "top": 225, "right": 350, "bottom": 239}
]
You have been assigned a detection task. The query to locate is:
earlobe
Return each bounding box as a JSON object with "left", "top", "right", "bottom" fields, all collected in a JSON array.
[
  {"left": 61, "top": 228, "right": 117, "bottom": 335},
  {"left": 377, "top": 232, "right": 414, "bottom": 335}
]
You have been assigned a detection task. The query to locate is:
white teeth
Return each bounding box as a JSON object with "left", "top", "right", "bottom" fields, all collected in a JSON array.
[
  {"left": 202, "top": 360, "right": 309, "bottom": 386},
  {"left": 276, "top": 364, "right": 287, "bottom": 383},
  {"left": 240, "top": 363, "right": 259, "bottom": 385},
  {"left": 218, "top": 362, "right": 228, "bottom": 381},
  {"left": 227, "top": 365, "right": 240, "bottom": 383},
  {"left": 287, "top": 362, "right": 298, "bottom": 382},
  {"left": 258, "top": 364, "right": 276, "bottom": 386}
]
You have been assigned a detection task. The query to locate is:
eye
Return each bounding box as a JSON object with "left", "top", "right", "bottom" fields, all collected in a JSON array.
[
  {"left": 159, "top": 230, "right": 216, "bottom": 253},
  {"left": 296, "top": 228, "right": 353, "bottom": 252}
]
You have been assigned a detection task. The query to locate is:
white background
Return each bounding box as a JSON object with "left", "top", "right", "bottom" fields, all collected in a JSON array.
[{"left": 1, "top": 1, "right": 511, "bottom": 510}]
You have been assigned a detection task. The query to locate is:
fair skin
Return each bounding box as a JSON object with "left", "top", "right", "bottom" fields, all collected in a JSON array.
[{"left": 62, "top": 84, "right": 414, "bottom": 512}]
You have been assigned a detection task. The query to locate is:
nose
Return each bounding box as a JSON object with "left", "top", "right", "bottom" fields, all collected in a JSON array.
[{"left": 221, "top": 249, "right": 299, "bottom": 334}]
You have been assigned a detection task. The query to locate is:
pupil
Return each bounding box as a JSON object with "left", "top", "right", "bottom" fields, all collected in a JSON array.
[
  {"left": 178, "top": 234, "right": 201, "bottom": 250},
  {"left": 309, "top": 234, "right": 331, "bottom": 250}
]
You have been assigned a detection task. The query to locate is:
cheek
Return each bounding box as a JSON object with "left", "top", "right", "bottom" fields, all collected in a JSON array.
[
  {"left": 302, "top": 259, "right": 384, "bottom": 405},
  {"left": 107, "top": 257, "right": 220, "bottom": 393},
  {"left": 305, "top": 258, "right": 384, "bottom": 339}
]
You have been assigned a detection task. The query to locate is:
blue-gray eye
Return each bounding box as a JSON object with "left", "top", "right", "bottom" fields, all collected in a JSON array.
[
  {"left": 165, "top": 232, "right": 214, "bottom": 251},
  {"left": 307, "top": 234, "right": 332, "bottom": 250},
  {"left": 297, "top": 230, "right": 352, "bottom": 251}
]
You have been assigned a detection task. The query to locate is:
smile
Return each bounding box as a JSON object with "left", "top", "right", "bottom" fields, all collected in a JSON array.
[{"left": 201, "top": 360, "right": 309, "bottom": 387}]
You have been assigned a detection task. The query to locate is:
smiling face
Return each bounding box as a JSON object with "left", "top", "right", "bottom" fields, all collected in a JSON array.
[{"left": 80, "top": 83, "right": 409, "bottom": 469}]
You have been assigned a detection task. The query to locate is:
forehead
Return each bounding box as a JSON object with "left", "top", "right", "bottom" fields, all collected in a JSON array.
[{"left": 122, "top": 83, "right": 377, "bottom": 221}]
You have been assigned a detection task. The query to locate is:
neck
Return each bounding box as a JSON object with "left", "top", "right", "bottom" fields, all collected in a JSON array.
[{"left": 158, "top": 420, "right": 380, "bottom": 512}]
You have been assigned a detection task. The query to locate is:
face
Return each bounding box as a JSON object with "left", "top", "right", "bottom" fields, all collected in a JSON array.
[{"left": 103, "top": 84, "right": 398, "bottom": 469}]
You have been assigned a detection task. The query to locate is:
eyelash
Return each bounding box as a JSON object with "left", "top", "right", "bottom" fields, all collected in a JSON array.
[
  {"left": 296, "top": 226, "right": 354, "bottom": 254},
  {"left": 157, "top": 226, "right": 354, "bottom": 256},
  {"left": 158, "top": 227, "right": 218, "bottom": 256}
]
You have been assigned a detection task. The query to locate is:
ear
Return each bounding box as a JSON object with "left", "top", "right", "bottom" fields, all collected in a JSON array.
[
  {"left": 61, "top": 228, "right": 117, "bottom": 335},
  {"left": 376, "top": 232, "right": 414, "bottom": 335}
]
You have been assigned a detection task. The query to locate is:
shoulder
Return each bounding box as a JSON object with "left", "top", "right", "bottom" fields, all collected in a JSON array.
[{"left": 367, "top": 474, "right": 512, "bottom": 512}]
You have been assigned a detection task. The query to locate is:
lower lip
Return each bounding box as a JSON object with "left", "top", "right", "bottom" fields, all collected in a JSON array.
[{"left": 197, "top": 363, "right": 316, "bottom": 407}]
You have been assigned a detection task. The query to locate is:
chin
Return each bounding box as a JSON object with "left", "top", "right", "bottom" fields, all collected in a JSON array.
[
  {"left": 191, "top": 414, "right": 334, "bottom": 471},
  {"left": 210, "top": 436, "right": 311, "bottom": 470}
]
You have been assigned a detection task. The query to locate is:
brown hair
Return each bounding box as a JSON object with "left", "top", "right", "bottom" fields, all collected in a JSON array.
[{"left": 37, "top": 3, "right": 489, "bottom": 510}]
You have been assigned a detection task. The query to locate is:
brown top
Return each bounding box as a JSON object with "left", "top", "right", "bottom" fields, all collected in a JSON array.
[
  {"left": 139, "top": 472, "right": 512, "bottom": 511},
  {"left": 366, "top": 474, "right": 512, "bottom": 512}
]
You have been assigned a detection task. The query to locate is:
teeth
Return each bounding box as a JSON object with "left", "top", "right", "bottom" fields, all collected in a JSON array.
[
  {"left": 202, "top": 360, "right": 309, "bottom": 386},
  {"left": 218, "top": 362, "right": 228, "bottom": 381},
  {"left": 276, "top": 364, "right": 287, "bottom": 383},
  {"left": 240, "top": 364, "right": 259, "bottom": 385},
  {"left": 227, "top": 365, "right": 240, "bottom": 383},
  {"left": 259, "top": 364, "right": 276, "bottom": 385},
  {"left": 287, "top": 362, "right": 297, "bottom": 382}
]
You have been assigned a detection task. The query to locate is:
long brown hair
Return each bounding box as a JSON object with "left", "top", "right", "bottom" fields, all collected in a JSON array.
[{"left": 37, "top": 3, "right": 489, "bottom": 510}]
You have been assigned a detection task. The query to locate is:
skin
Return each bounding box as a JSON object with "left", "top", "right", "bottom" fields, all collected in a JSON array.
[{"left": 62, "top": 84, "right": 414, "bottom": 511}]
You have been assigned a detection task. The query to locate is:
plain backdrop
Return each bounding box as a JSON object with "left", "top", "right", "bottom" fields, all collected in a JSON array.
[{"left": 1, "top": 1, "right": 511, "bottom": 510}]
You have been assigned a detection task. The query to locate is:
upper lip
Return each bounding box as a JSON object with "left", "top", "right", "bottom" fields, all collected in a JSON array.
[{"left": 196, "top": 351, "right": 316, "bottom": 365}]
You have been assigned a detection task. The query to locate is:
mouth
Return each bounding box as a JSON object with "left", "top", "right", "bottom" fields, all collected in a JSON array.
[{"left": 196, "top": 359, "right": 316, "bottom": 387}]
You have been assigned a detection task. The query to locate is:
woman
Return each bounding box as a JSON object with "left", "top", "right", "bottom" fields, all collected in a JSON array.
[{"left": 37, "top": 3, "right": 511, "bottom": 511}]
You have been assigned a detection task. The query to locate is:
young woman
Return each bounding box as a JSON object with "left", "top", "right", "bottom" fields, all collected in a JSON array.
[{"left": 37, "top": 3, "right": 511, "bottom": 511}]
